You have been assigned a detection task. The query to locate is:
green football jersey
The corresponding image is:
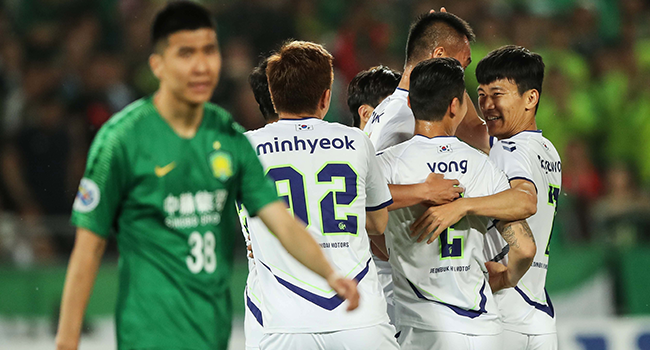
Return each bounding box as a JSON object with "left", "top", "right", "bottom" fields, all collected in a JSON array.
[{"left": 71, "top": 97, "right": 278, "bottom": 350}]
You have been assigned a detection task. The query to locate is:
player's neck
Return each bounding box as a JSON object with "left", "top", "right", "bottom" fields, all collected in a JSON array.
[
  {"left": 154, "top": 89, "right": 204, "bottom": 139},
  {"left": 278, "top": 112, "right": 322, "bottom": 120},
  {"left": 499, "top": 116, "right": 538, "bottom": 140},
  {"left": 414, "top": 119, "right": 454, "bottom": 139},
  {"left": 398, "top": 65, "right": 413, "bottom": 91}
]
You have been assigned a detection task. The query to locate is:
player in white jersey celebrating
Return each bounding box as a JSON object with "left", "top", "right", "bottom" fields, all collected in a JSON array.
[
  {"left": 246, "top": 41, "right": 399, "bottom": 350},
  {"left": 363, "top": 11, "right": 489, "bottom": 154},
  {"left": 347, "top": 65, "right": 401, "bottom": 130},
  {"left": 475, "top": 45, "right": 561, "bottom": 350},
  {"left": 238, "top": 58, "right": 279, "bottom": 350},
  {"left": 346, "top": 65, "right": 402, "bottom": 325},
  {"left": 376, "top": 57, "right": 536, "bottom": 350}
]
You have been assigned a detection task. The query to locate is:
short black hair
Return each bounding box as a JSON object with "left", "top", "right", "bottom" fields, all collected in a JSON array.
[
  {"left": 347, "top": 65, "right": 401, "bottom": 127},
  {"left": 406, "top": 12, "right": 475, "bottom": 64},
  {"left": 249, "top": 58, "right": 278, "bottom": 122},
  {"left": 476, "top": 45, "right": 545, "bottom": 97},
  {"left": 409, "top": 57, "right": 465, "bottom": 121},
  {"left": 151, "top": 1, "right": 216, "bottom": 50}
]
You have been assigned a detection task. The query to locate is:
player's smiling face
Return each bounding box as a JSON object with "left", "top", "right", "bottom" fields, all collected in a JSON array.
[
  {"left": 478, "top": 79, "right": 532, "bottom": 139},
  {"left": 155, "top": 28, "right": 221, "bottom": 105}
]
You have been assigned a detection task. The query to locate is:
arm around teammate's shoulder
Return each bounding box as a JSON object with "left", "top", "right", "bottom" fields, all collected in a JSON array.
[
  {"left": 487, "top": 220, "right": 536, "bottom": 292},
  {"left": 56, "top": 228, "right": 108, "bottom": 350},
  {"left": 256, "top": 201, "right": 360, "bottom": 311}
]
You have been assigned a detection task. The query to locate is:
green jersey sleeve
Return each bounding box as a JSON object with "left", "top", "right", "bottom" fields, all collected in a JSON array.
[
  {"left": 71, "top": 125, "right": 130, "bottom": 238},
  {"left": 235, "top": 131, "right": 278, "bottom": 216}
]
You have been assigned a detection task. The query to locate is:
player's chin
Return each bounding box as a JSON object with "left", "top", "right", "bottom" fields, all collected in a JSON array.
[{"left": 184, "top": 91, "right": 214, "bottom": 105}]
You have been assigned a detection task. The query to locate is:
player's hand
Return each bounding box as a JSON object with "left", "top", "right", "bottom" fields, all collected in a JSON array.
[
  {"left": 429, "top": 7, "right": 447, "bottom": 14},
  {"left": 421, "top": 172, "right": 464, "bottom": 206},
  {"left": 410, "top": 199, "right": 467, "bottom": 244},
  {"left": 246, "top": 234, "right": 254, "bottom": 259},
  {"left": 327, "top": 273, "right": 360, "bottom": 311},
  {"left": 485, "top": 261, "right": 515, "bottom": 292}
]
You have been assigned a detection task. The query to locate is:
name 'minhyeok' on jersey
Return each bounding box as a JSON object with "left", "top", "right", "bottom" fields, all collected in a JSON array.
[
  {"left": 484, "top": 130, "right": 562, "bottom": 335},
  {"left": 377, "top": 135, "right": 509, "bottom": 335},
  {"left": 245, "top": 117, "right": 393, "bottom": 333}
]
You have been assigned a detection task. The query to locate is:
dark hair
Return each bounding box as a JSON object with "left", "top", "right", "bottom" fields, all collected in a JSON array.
[
  {"left": 151, "top": 1, "right": 215, "bottom": 50},
  {"left": 406, "top": 12, "right": 475, "bottom": 64},
  {"left": 266, "top": 41, "right": 333, "bottom": 115},
  {"left": 476, "top": 45, "right": 545, "bottom": 97},
  {"left": 409, "top": 57, "right": 465, "bottom": 121},
  {"left": 347, "top": 65, "right": 401, "bottom": 127},
  {"left": 249, "top": 59, "right": 278, "bottom": 122}
]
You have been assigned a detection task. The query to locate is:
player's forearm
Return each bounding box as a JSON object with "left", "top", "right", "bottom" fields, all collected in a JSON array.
[
  {"left": 462, "top": 188, "right": 536, "bottom": 221},
  {"left": 56, "top": 229, "right": 107, "bottom": 350},
  {"left": 387, "top": 184, "right": 428, "bottom": 210},
  {"left": 258, "top": 202, "right": 335, "bottom": 280},
  {"left": 497, "top": 220, "right": 536, "bottom": 287},
  {"left": 455, "top": 92, "right": 490, "bottom": 154},
  {"left": 365, "top": 208, "right": 388, "bottom": 235}
]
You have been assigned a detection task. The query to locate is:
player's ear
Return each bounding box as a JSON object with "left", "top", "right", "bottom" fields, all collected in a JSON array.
[
  {"left": 319, "top": 89, "right": 332, "bottom": 117},
  {"left": 449, "top": 97, "right": 460, "bottom": 117},
  {"left": 524, "top": 89, "right": 540, "bottom": 111},
  {"left": 358, "top": 104, "right": 374, "bottom": 125},
  {"left": 149, "top": 54, "right": 163, "bottom": 80},
  {"left": 432, "top": 46, "right": 445, "bottom": 59}
]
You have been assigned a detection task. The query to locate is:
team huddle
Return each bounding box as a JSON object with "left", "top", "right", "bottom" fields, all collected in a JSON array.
[{"left": 56, "top": 2, "right": 561, "bottom": 350}]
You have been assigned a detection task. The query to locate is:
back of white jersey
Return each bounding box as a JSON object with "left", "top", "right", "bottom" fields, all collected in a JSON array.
[
  {"left": 484, "top": 130, "right": 562, "bottom": 334},
  {"left": 377, "top": 135, "right": 509, "bottom": 335},
  {"left": 245, "top": 118, "right": 393, "bottom": 333},
  {"left": 363, "top": 88, "right": 414, "bottom": 151}
]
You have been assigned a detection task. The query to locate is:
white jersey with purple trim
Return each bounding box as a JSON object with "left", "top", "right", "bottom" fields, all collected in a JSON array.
[
  {"left": 236, "top": 199, "right": 264, "bottom": 349},
  {"left": 363, "top": 88, "right": 414, "bottom": 152},
  {"left": 377, "top": 135, "right": 509, "bottom": 335},
  {"left": 362, "top": 87, "right": 414, "bottom": 324},
  {"left": 484, "top": 130, "right": 562, "bottom": 335},
  {"left": 245, "top": 118, "right": 393, "bottom": 333}
]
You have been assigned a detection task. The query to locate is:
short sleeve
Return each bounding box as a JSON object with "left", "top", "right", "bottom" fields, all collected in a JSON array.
[
  {"left": 489, "top": 139, "right": 535, "bottom": 189},
  {"left": 236, "top": 132, "right": 279, "bottom": 216},
  {"left": 463, "top": 157, "right": 510, "bottom": 198},
  {"left": 367, "top": 100, "right": 415, "bottom": 151},
  {"left": 375, "top": 147, "right": 397, "bottom": 184},
  {"left": 71, "top": 126, "right": 130, "bottom": 238},
  {"left": 363, "top": 137, "right": 392, "bottom": 211}
]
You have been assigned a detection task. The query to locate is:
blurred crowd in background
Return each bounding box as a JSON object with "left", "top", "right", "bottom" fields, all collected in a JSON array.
[{"left": 0, "top": 0, "right": 649, "bottom": 267}]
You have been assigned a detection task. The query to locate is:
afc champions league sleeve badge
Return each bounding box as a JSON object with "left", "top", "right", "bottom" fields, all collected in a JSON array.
[
  {"left": 73, "top": 178, "right": 101, "bottom": 213},
  {"left": 209, "top": 150, "right": 233, "bottom": 182}
]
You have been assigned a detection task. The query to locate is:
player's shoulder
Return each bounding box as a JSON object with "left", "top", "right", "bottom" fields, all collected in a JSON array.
[
  {"left": 203, "top": 102, "right": 246, "bottom": 135},
  {"left": 369, "top": 89, "right": 411, "bottom": 123},
  {"left": 95, "top": 98, "right": 155, "bottom": 144}
]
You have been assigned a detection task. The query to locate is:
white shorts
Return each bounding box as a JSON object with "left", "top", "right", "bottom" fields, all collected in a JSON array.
[
  {"left": 503, "top": 329, "right": 558, "bottom": 350},
  {"left": 259, "top": 323, "right": 399, "bottom": 350},
  {"left": 244, "top": 289, "right": 264, "bottom": 350},
  {"left": 377, "top": 268, "right": 395, "bottom": 325},
  {"left": 397, "top": 326, "right": 502, "bottom": 350}
]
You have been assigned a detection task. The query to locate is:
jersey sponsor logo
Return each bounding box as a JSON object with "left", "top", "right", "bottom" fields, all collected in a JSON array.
[
  {"left": 427, "top": 160, "right": 468, "bottom": 174},
  {"left": 501, "top": 140, "right": 516, "bottom": 152},
  {"left": 295, "top": 124, "right": 314, "bottom": 131},
  {"left": 370, "top": 111, "right": 384, "bottom": 124},
  {"left": 438, "top": 144, "right": 452, "bottom": 153},
  {"left": 154, "top": 162, "right": 176, "bottom": 177},
  {"left": 164, "top": 190, "right": 228, "bottom": 229},
  {"left": 538, "top": 155, "right": 561, "bottom": 173},
  {"left": 73, "top": 178, "right": 101, "bottom": 213},
  {"left": 255, "top": 136, "right": 356, "bottom": 155},
  {"left": 209, "top": 151, "right": 233, "bottom": 181}
]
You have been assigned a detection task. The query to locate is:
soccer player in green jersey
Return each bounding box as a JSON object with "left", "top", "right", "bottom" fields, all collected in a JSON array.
[{"left": 55, "top": 2, "right": 359, "bottom": 350}]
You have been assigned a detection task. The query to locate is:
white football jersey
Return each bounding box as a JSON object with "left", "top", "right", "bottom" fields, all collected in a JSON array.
[
  {"left": 377, "top": 135, "right": 509, "bottom": 335},
  {"left": 484, "top": 130, "right": 562, "bottom": 335},
  {"left": 236, "top": 200, "right": 265, "bottom": 348},
  {"left": 245, "top": 117, "right": 393, "bottom": 333},
  {"left": 363, "top": 88, "right": 414, "bottom": 152}
]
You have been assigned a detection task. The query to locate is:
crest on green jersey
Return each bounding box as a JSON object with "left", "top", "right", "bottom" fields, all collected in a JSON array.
[{"left": 209, "top": 150, "right": 233, "bottom": 181}]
